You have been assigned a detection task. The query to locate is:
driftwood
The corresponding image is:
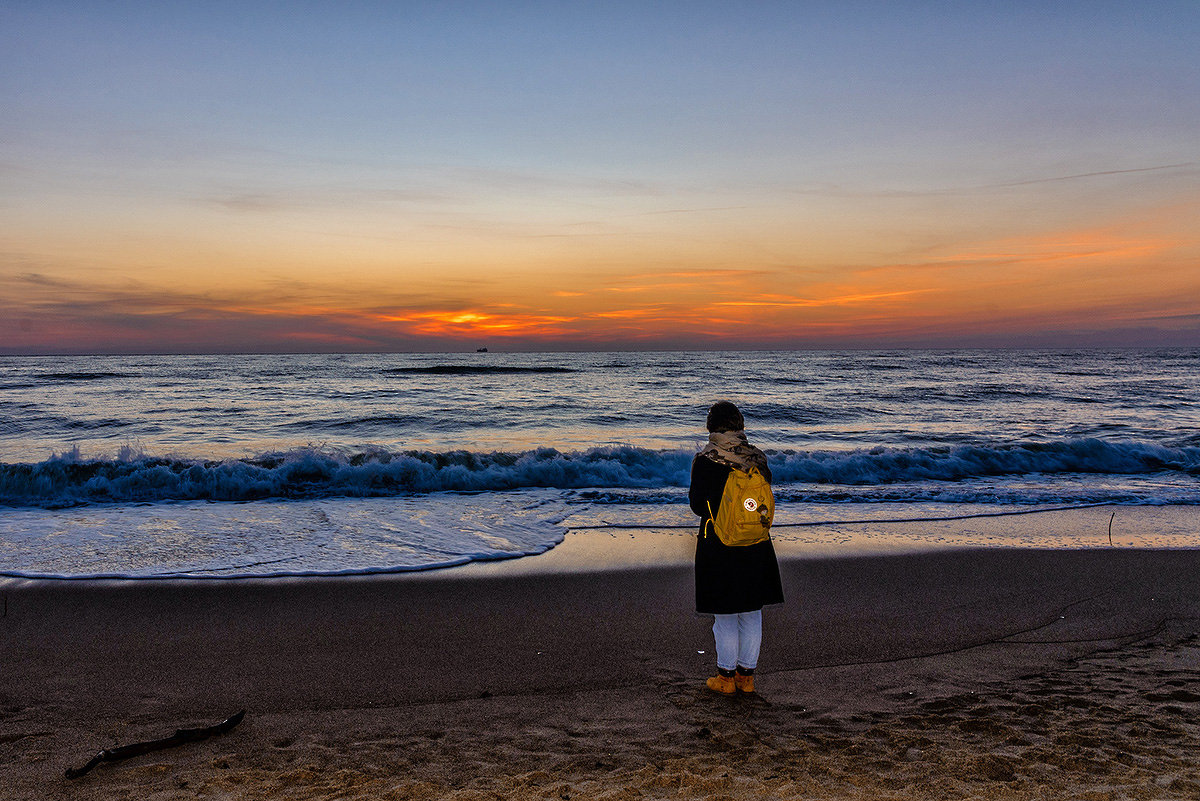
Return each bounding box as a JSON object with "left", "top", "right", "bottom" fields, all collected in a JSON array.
[{"left": 65, "top": 710, "right": 245, "bottom": 779}]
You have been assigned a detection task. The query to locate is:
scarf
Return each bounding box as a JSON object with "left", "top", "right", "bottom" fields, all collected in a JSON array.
[{"left": 700, "top": 430, "right": 768, "bottom": 473}]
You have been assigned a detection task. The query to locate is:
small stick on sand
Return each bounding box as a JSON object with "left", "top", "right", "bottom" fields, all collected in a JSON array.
[
  {"left": 1108, "top": 512, "right": 1116, "bottom": 547},
  {"left": 65, "top": 710, "right": 245, "bottom": 779}
]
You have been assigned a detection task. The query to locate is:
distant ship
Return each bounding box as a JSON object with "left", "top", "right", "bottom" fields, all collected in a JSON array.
[{"left": 476, "top": 347, "right": 488, "bottom": 352}]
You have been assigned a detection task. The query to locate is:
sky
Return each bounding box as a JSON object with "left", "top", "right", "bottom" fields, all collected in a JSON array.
[{"left": 2, "top": 1, "right": 1198, "bottom": 353}]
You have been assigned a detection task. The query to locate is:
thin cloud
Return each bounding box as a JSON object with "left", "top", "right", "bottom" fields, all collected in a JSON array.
[
  {"left": 652, "top": 269, "right": 770, "bottom": 280},
  {"left": 445, "top": 166, "right": 663, "bottom": 198},
  {"left": 205, "top": 186, "right": 449, "bottom": 213},
  {"left": 13, "top": 272, "right": 73, "bottom": 287},
  {"left": 590, "top": 307, "right": 668, "bottom": 320},
  {"left": 602, "top": 268, "right": 772, "bottom": 291},
  {"left": 629, "top": 205, "right": 751, "bottom": 216},
  {"left": 710, "top": 289, "right": 927, "bottom": 308},
  {"left": 986, "top": 163, "right": 1195, "bottom": 188},
  {"left": 778, "top": 163, "right": 1196, "bottom": 199},
  {"left": 1132, "top": 311, "right": 1200, "bottom": 323},
  {"left": 852, "top": 226, "right": 1181, "bottom": 278}
]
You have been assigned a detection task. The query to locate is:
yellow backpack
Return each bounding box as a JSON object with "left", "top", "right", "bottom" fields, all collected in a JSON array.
[{"left": 705, "top": 466, "right": 774, "bottom": 546}]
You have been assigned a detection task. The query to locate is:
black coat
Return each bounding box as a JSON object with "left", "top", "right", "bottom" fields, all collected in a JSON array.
[{"left": 689, "top": 453, "right": 785, "bottom": 614}]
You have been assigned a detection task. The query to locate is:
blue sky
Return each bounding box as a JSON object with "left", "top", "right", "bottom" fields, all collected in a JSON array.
[{"left": 3, "top": 1, "right": 1198, "bottom": 352}]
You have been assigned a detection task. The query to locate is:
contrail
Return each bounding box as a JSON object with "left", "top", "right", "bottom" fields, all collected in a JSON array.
[{"left": 991, "top": 162, "right": 1194, "bottom": 187}]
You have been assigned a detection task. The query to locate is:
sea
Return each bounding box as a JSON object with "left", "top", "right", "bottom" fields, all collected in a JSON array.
[{"left": 1, "top": 349, "right": 1198, "bottom": 579}]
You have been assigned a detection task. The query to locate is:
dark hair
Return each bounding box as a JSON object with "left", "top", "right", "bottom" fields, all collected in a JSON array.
[{"left": 706, "top": 401, "right": 745, "bottom": 433}]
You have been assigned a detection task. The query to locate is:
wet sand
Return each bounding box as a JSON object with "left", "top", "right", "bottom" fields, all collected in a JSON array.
[{"left": 3, "top": 512, "right": 1199, "bottom": 799}]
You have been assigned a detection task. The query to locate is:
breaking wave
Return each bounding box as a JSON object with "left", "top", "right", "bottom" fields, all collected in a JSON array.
[
  {"left": 772, "top": 438, "right": 1200, "bottom": 484},
  {"left": 0, "top": 446, "right": 690, "bottom": 507},
  {"left": 2, "top": 438, "right": 1198, "bottom": 508}
]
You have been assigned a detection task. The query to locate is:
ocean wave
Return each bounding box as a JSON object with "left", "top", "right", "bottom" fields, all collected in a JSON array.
[
  {"left": 2, "top": 438, "right": 1197, "bottom": 508},
  {"left": 36, "top": 371, "right": 135, "bottom": 381},
  {"left": 64, "top": 418, "right": 134, "bottom": 431},
  {"left": 278, "top": 414, "right": 438, "bottom": 431},
  {"left": 752, "top": 402, "right": 881, "bottom": 425},
  {"left": 0, "top": 446, "right": 693, "bottom": 507},
  {"left": 383, "top": 365, "right": 575, "bottom": 375},
  {"left": 771, "top": 439, "right": 1200, "bottom": 484}
]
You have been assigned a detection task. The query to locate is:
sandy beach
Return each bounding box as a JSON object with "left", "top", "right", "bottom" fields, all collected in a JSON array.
[{"left": 3, "top": 508, "right": 1200, "bottom": 800}]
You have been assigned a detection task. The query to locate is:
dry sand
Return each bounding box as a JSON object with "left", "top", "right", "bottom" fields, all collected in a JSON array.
[{"left": 3, "top": 509, "right": 1199, "bottom": 799}]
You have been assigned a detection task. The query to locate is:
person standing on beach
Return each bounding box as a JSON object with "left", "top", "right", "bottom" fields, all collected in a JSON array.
[{"left": 689, "top": 401, "right": 785, "bottom": 694}]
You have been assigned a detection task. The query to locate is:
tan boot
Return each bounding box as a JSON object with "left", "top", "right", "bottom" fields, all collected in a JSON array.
[
  {"left": 705, "top": 674, "right": 736, "bottom": 694},
  {"left": 734, "top": 673, "right": 755, "bottom": 693}
]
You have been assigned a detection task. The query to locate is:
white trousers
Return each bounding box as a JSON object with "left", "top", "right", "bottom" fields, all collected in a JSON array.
[{"left": 712, "top": 610, "right": 762, "bottom": 671}]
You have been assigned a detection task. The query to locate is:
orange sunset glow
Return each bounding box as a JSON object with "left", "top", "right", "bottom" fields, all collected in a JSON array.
[{"left": 2, "top": 4, "right": 1198, "bottom": 353}]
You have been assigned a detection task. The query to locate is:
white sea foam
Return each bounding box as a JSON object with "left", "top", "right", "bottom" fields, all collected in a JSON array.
[
  {"left": 2, "top": 438, "right": 1196, "bottom": 508},
  {"left": 0, "top": 492, "right": 568, "bottom": 580}
]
